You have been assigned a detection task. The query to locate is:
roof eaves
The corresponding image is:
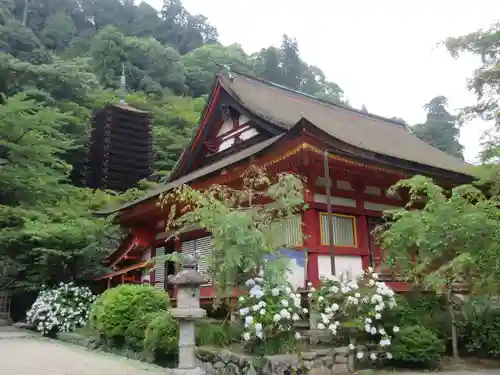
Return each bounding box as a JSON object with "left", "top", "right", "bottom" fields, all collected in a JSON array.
[{"left": 94, "top": 134, "right": 284, "bottom": 217}]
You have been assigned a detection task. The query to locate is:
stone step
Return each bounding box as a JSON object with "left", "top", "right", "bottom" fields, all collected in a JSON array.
[{"left": 0, "top": 318, "right": 12, "bottom": 327}]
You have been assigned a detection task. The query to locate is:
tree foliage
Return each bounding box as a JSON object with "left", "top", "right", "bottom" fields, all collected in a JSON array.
[
  {"left": 160, "top": 166, "right": 305, "bottom": 302},
  {"left": 379, "top": 175, "right": 500, "bottom": 293},
  {"left": 411, "top": 96, "right": 464, "bottom": 159},
  {"left": 445, "top": 23, "right": 500, "bottom": 163},
  {"left": 0, "top": 0, "right": 351, "bottom": 294},
  {"left": 377, "top": 175, "right": 500, "bottom": 358}
]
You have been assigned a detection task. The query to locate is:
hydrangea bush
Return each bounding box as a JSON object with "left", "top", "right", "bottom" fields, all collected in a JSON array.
[
  {"left": 27, "top": 282, "right": 95, "bottom": 336},
  {"left": 236, "top": 271, "right": 307, "bottom": 354},
  {"left": 311, "top": 267, "right": 398, "bottom": 362}
]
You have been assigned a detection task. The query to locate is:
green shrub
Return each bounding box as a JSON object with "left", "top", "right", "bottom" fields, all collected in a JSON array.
[
  {"left": 90, "top": 284, "right": 170, "bottom": 350},
  {"left": 383, "top": 292, "right": 450, "bottom": 342},
  {"left": 195, "top": 318, "right": 242, "bottom": 347},
  {"left": 144, "top": 311, "right": 179, "bottom": 366},
  {"left": 391, "top": 325, "right": 445, "bottom": 368},
  {"left": 458, "top": 297, "right": 500, "bottom": 357}
]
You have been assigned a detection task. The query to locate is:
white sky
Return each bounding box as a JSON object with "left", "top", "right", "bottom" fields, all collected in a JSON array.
[{"left": 147, "top": 0, "right": 500, "bottom": 163}]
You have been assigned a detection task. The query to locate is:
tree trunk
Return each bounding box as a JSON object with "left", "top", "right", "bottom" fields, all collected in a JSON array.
[
  {"left": 447, "top": 289, "right": 459, "bottom": 359},
  {"left": 22, "top": 0, "right": 28, "bottom": 25}
]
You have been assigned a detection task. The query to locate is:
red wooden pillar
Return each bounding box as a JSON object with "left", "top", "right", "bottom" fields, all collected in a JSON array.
[
  {"left": 358, "top": 216, "right": 371, "bottom": 269},
  {"left": 303, "top": 208, "right": 319, "bottom": 287},
  {"left": 107, "top": 278, "right": 111, "bottom": 289},
  {"left": 354, "top": 179, "right": 371, "bottom": 270}
]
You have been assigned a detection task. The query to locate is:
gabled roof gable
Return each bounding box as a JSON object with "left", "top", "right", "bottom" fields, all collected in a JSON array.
[{"left": 168, "top": 78, "right": 283, "bottom": 181}]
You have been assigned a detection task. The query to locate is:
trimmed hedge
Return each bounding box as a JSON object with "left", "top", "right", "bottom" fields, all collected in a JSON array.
[
  {"left": 144, "top": 311, "right": 179, "bottom": 366},
  {"left": 90, "top": 284, "right": 170, "bottom": 350},
  {"left": 391, "top": 325, "right": 446, "bottom": 367}
]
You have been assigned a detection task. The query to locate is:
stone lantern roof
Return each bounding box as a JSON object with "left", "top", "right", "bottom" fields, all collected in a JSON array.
[{"left": 167, "top": 254, "right": 208, "bottom": 286}]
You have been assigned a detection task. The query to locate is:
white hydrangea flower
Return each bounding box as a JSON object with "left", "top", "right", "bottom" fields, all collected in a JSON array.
[
  {"left": 356, "top": 352, "right": 364, "bottom": 359},
  {"left": 393, "top": 326, "right": 400, "bottom": 333},
  {"left": 243, "top": 332, "right": 251, "bottom": 341},
  {"left": 239, "top": 307, "right": 249, "bottom": 316}
]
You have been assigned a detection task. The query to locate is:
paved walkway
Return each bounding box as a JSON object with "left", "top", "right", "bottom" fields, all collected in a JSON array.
[
  {"left": 0, "top": 333, "right": 165, "bottom": 375},
  {"left": 1, "top": 327, "right": 500, "bottom": 375}
]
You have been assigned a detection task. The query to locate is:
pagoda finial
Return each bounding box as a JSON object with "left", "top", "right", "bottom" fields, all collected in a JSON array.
[{"left": 119, "top": 64, "right": 126, "bottom": 105}]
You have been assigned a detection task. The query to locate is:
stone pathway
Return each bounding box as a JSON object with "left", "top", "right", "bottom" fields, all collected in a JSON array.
[
  {"left": 1, "top": 327, "right": 499, "bottom": 375},
  {"left": 0, "top": 332, "right": 165, "bottom": 375}
]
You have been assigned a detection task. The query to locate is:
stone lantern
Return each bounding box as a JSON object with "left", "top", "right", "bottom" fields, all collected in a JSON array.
[{"left": 168, "top": 254, "right": 207, "bottom": 375}]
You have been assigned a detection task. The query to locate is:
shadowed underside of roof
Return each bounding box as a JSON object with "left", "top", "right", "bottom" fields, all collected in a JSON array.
[{"left": 220, "top": 72, "right": 470, "bottom": 175}]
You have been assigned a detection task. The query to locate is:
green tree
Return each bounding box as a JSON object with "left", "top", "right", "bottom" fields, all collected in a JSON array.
[
  {"left": 0, "top": 93, "right": 120, "bottom": 290},
  {"left": 445, "top": 23, "right": 500, "bottom": 162},
  {"left": 160, "top": 166, "right": 305, "bottom": 303},
  {"left": 252, "top": 35, "right": 347, "bottom": 104},
  {"left": 182, "top": 43, "right": 253, "bottom": 97},
  {"left": 88, "top": 26, "right": 128, "bottom": 88},
  {"left": 0, "top": 19, "right": 51, "bottom": 64},
  {"left": 40, "top": 10, "right": 76, "bottom": 52},
  {"left": 411, "top": 96, "right": 464, "bottom": 159},
  {"left": 124, "top": 36, "right": 186, "bottom": 94},
  {"left": 378, "top": 175, "right": 500, "bottom": 358},
  {"left": 158, "top": 0, "right": 218, "bottom": 54},
  {"left": 128, "top": 2, "right": 161, "bottom": 38},
  {"left": 280, "top": 34, "right": 303, "bottom": 90}
]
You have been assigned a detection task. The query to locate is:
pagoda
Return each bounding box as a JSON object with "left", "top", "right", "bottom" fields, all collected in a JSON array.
[
  {"left": 95, "top": 69, "right": 473, "bottom": 302},
  {"left": 85, "top": 68, "right": 153, "bottom": 191}
]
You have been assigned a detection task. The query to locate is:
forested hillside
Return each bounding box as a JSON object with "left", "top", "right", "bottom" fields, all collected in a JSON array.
[
  {"left": 0, "top": 0, "right": 476, "bottom": 291},
  {"left": 0, "top": 0, "right": 352, "bottom": 291}
]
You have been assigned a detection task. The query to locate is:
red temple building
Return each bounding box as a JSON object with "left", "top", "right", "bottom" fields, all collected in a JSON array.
[{"left": 96, "top": 70, "right": 472, "bottom": 302}]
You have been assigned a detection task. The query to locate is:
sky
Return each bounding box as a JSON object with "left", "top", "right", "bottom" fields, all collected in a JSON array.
[{"left": 147, "top": 0, "right": 500, "bottom": 163}]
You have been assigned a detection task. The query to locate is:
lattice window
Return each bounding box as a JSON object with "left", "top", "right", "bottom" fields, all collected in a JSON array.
[
  {"left": 271, "top": 215, "right": 303, "bottom": 247},
  {"left": 181, "top": 236, "right": 213, "bottom": 283},
  {"left": 320, "top": 213, "right": 357, "bottom": 247},
  {"left": 154, "top": 247, "right": 165, "bottom": 289}
]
